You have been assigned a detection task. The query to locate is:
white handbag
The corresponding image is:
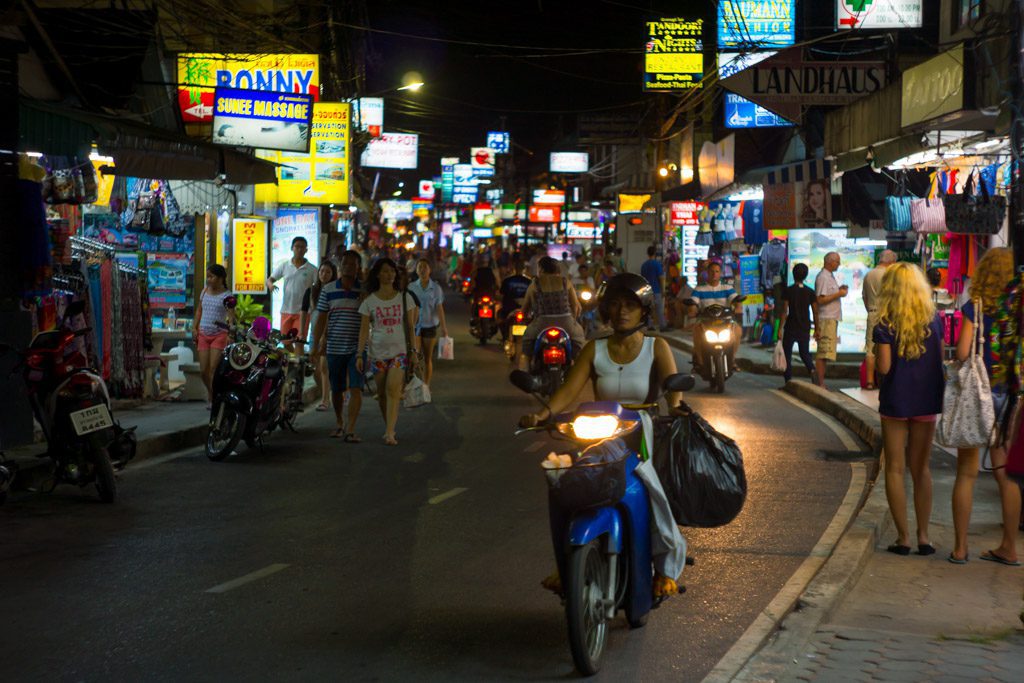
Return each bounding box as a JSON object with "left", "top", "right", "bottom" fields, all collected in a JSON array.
[{"left": 937, "top": 299, "right": 995, "bottom": 448}]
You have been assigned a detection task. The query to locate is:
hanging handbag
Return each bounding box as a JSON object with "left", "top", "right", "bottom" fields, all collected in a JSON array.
[
  {"left": 937, "top": 298, "right": 996, "bottom": 448},
  {"left": 943, "top": 170, "right": 1007, "bottom": 235},
  {"left": 401, "top": 291, "right": 425, "bottom": 385},
  {"left": 884, "top": 172, "right": 913, "bottom": 232},
  {"left": 911, "top": 175, "right": 947, "bottom": 234}
]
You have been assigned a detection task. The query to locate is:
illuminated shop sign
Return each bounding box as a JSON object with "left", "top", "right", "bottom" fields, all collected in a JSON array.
[
  {"left": 644, "top": 17, "right": 704, "bottom": 91},
  {"left": 718, "top": 1, "right": 795, "bottom": 49},
  {"left": 212, "top": 87, "right": 313, "bottom": 153}
]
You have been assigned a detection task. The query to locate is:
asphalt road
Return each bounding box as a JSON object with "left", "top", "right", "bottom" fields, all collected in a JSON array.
[{"left": 0, "top": 298, "right": 861, "bottom": 682}]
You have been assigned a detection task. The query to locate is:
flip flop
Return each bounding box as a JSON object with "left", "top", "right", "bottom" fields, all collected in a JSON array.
[
  {"left": 947, "top": 552, "right": 969, "bottom": 565},
  {"left": 979, "top": 550, "right": 1021, "bottom": 566},
  {"left": 886, "top": 543, "right": 912, "bottom": 556},
  {"left": 917, "top": 544, "right": 936, "bottom": 556},
  {"left": 343, "top": 433, "right": 362, "bottom": 443},
  {"left": 316, "top": 403, "right": 330, "bottom": 412},
  {"left": 383, "top": 435, "right": 398, "bottom": 446},
  {"left": 329, "top": 428, "right": 345, "bottom": 438}
]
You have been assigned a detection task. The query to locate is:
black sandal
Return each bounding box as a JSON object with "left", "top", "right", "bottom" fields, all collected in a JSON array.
[
  {"left": 886, "top": 543, "right": 911, "bottom": 556},
  {"left": 343, "top": 433, "right": 362, "bottom": 443}
]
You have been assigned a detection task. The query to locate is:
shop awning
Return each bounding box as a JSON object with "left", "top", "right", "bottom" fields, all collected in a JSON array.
[{"left": 19, "top": 98, "right": 278, "bottom": 184}]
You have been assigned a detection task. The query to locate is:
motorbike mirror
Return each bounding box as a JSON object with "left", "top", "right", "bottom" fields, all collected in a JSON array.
[
  {"left": 64, "top": 300, "right": 86, "bottom": 318},
  {"left": 224, "top": 296, "right": 238, "bottom": 310},
  {"left": 662, "top": 373, "right": 695, "bottom": 393},
  {"left": 509, "top": 369, "right": 538, "bottom": 394},
  {"left": 287, "top": 327, "right": 299, "bottom": 340},
  {"left": 733, "top": 295, "right": 747, "bottom": 304}
]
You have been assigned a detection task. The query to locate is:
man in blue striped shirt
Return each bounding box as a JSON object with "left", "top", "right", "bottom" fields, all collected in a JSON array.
[
  {"left": 313, "top": 250, "right": 364, "bottom": 441},
  {"left": 691, "top": 262, "right": 741, "bottom": 374}
]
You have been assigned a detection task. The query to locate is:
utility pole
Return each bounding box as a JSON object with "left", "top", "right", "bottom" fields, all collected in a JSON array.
[{"left": 1013, "top": 0, "right": 1024, "bottom": 268}]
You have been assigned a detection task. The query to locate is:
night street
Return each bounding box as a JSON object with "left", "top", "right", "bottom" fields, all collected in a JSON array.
[{"left": 0, "top": 302, "right": 860, "bottom": 682}]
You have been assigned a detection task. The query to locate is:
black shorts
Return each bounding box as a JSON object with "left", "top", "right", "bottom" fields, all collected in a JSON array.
[{"left": 419, "top": 326, "right": 437, "bottom": 339}]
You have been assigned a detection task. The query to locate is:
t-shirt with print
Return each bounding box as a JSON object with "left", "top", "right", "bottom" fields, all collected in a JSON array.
[
  {"left": 317, "top": 280, "right": 362, "bottom": 355},
  {"left": 872, "top": 315, "right": 945, "bottom": 418},
  {"left": 358, "top": 291, "right": 418, "bottom": 361},
  {"left": 270, "top": 259, "right": 318, "bottom": 314}
]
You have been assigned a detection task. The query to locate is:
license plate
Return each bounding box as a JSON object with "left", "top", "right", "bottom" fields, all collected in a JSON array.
[
  {"left": 512, "top": 324, "right": 527, "bottom": 336},
  {"left": 69, "top": 404, "right": 113, "bottom": 436}
]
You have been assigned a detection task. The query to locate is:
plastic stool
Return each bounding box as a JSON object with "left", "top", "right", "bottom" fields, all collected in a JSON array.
[{"left": 179, "top": 362, "right": 207, "bottom": 401}]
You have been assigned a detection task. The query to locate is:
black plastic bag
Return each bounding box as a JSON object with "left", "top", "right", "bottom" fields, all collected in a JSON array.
[{"left": 653, "top": 408, "right": 747, "bottom": 527}]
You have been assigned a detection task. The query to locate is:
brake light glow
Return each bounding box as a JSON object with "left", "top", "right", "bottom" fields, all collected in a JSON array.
[
  {"left": 546, "top": 329, "right": 561, "bottom": 338},
  {"left": 479, "top": 306, "right": 494, "bottom": 319},
  {"left": 515, "top": 312, "right": 524, "bottom": 322},
  {"left": 481, "top": 296, "right": 491, "bottom": 303},
  {"left": 543, "top": 346, "right": 566, "bottom": 365}
]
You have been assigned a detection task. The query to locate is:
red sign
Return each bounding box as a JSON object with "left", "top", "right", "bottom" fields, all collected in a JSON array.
[
  {"left": 529, "top": 205, "right": 562, "bottom": 223},
  {"left": 368, "top": 124, "right": 381, "bottom": 138},
  {"left": 670, "top": 201, "right": 703, "bottom": 226}
]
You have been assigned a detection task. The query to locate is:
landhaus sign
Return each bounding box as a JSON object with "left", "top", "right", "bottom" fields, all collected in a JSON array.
[{"left": 720, "top": 48, "right": 886, "bottom": 117}]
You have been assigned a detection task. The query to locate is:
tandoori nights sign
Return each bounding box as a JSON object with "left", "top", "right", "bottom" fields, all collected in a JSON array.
[{"left": 644, "top": 18, "right": 704, "bottom": 92}]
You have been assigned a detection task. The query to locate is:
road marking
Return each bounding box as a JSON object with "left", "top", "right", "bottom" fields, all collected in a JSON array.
[
  {"left": 772, "top": 389, "right": 862, "bottom": 452},
  {"left": 128, "top": 446, "right": 199, "bottom": 470},
  {"left": 205, "top": 563, "right": 290, "bottom": 594},
  {"left": 428, "top": 487, "right": 468, "bottom": 505},
  {"left": 703, "top": 462, "right": 867, "bottom": 682}
]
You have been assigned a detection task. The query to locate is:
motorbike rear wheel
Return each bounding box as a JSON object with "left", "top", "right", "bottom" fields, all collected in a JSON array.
[
  {"left": 207, "top": 407, "right": 246, "bottom": 461},
  {"left": 566, "top": 540, "right": 610, "bottom": 676},
  {"left": 90, "top": 440, "right": 116, "bottom": 504}
]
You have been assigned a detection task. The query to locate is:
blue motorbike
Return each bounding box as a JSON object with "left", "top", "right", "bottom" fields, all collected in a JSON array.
[{"left": 510, "top": 370, "right": 694, "bottom": 675}]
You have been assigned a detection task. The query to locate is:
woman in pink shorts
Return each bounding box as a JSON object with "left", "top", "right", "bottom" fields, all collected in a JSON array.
[
  {"left": 872, "top": 263, "right": 946, "bottom": 557},
  {"left": 193, "top": 264, "right": 235, "bottom": 404}
]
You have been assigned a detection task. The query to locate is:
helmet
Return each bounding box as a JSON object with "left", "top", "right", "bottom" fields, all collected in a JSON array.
[
  {"left": 597, "top": 272, "right": 653, "bottom": 323},
  {"left": 248, "top": 316, "right": 272, "bottom": 341}
]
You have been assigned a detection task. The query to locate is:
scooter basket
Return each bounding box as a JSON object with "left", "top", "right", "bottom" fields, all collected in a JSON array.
[{"left": 545, "top": 455, "right": 628, "bottom": 512}]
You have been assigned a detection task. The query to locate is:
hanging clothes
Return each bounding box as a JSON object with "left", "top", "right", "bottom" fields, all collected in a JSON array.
[{"left": 759, "top": 239, "right": 788, "bottom": 292}]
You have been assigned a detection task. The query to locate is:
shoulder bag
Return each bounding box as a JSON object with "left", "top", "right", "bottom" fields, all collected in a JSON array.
[
  {"left": 937, "top": 298, "right": 995, "bottom": 448},
  {"left": 944, "top": 170, "right": 1007, "bottom": 235},
  {"left": 911, "top": 175, "right": 947, "bottom": 235}
]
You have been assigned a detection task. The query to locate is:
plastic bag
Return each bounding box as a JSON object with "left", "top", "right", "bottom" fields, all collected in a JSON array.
[
  {"left": 770, "top": 340, "right": 787, "bottom": 372},
  {"left": 437, "top": 335, "right": 454, "bottom": 360},
  {"left": 653, "top": 410, "right": 747, "bottom": 527},
  {"left": 402, "top": 376, "right": 431, "bottom": 408}
]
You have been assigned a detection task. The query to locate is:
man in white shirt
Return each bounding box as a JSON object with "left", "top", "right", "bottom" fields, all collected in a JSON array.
[
  {"left": 861, "top": 249, "right": 896, "bottom": 388},
  {"left": 268, "top": 236, "right": 319, "bottom": 354},
  {"left": 814, "top": 251, "right": 848, "bottom": 387}
]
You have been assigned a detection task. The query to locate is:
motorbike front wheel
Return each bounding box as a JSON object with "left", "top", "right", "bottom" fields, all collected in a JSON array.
[
  {"left": 566, "top": 540, "right": 610, "bottom": 676},
  {"left": 207, "top": 406, "right": 246, "bottom": 461},
  {"left": 711, "top": 353, "right": 725, "bottom": 393},
  {"left": 89, "top": 440, "right": 116, "bottom": 504}
]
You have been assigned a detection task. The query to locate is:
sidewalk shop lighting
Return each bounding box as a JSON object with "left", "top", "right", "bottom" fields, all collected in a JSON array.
[
  {"left": 727, "top": 187, "right": 764, "bottom": 202},
  {"left": 392, "top": 190, "right": 402, "bottom": 197},
  {"left": 658, "top": 167, "right": 670, "bottom": 178}
]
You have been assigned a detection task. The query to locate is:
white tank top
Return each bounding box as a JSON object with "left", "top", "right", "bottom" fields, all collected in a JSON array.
[{"left": 593, "top": 337, "right": 656, "bottom": 405}]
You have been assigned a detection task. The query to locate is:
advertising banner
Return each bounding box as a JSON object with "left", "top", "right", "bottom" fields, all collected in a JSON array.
[
  {"left": 550, "top": 152, "right": 589, "bottom": 173},
  {"left": 529, "top": 206, "right": 562, "bottom": 223},
  {"left": 566, "top": 223, "right": 600, "bottom": 239},
  {"left": 763, "top": 158, "right": 832, "bottom": 230},
  {"left": 470, "top": 147, "right": 496, "bottom": 176},
  {"left": 212, "top": 88, "right": 313, "bottom": 153},
  {"left": 486, "top": 132, "right": 510, "bottom": 153},
  {"left": 739, "top": 254, "right": 760, "bottom": 295},
  {"left": 147, "top": 252, "right": 190, "bottom": 309},
  {"left": 681, "top": 224, "right": 709, "bottom": 285},
  {"left": 354, "top": 97, "right": 384, "bottom": 136},
  {"left": 533, "top": 188, "right": 566, "bottom": 205},
  {"left": 418, "top": 180, "right": 436, "bottom": 199},
  {"left": 257, "top": 102, "right": 350, "bottom": 205},
  {"left": 788, "top": 229, "right": 885, "bottom": 353},
  {"left": 836, "top": 0, "right": 922, "bottom": 29},
  {"left": 670, "top": 201, "right": 703, "bottom": 226},
  {"left": 719, "top": 53, "right": 792, "bottom": 129},
  {"left": 361, "top": 132, "right": 419, "bottom": 169},
  {"left": 270, "top": 208, "right": 319, "bottom": 330},
  {"left": 645, "top": 18, "right": 704, "bottom": 91},
  {"left": 232, "top": 217, "right": 269, "bottom": 294},
  {"left": 177, "top": 53, "right": 319, "bottom": 123},
  {"left": 718, "top": 1, "right": 795, "bottom": 49}
]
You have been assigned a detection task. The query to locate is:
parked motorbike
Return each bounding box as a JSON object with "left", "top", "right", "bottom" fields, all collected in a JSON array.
[
  {"left": 510, "top": 369, "right": 695, "bottom": 675},
  {"left": 528, "top": 326, "right": 575, "bottom": 398},
  {"left": 684, "top": 296, "right": 746, "bottom": 393},
  {"left": 502, "top": 308, "right": 531, "bottom": 362},
  {"left": 0, "top": 301, "right": 135, "bottom": 503},
  {"left": 470, "top": 293, "right": 499, "bottom": 345},
  {"left": 206, "top": 317, "right": 302, "bottom": 461}
]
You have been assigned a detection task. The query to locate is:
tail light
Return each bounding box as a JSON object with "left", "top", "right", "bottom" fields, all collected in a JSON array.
[
  {"left": 481, "top": 296, "right": 491, "bottom": 303},
  {"left": 478, "top": 305, "right": 494, "bottom": 319},
  {"left": 25, "top": 353, "right": 46, "bottom": 370},
  {"left": 515, "top": 311, "right": 524, "bottom": 322},
  {"left": 542, "top": 346, "right": 566, "bottom": 365},
  {"left": 546, "top": 328, "right": 561, "bottom": 339}
]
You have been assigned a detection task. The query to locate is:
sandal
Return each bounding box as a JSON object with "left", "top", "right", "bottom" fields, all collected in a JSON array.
[
  {"left": 886, "top": 542, "right": 912, "bottom": 556},
  {"left": 864, "top": 383, "right": 876, "bottom": 390},
  {"left": 329, "top": 428, "right": 345, "bottom": 438},
  {"left": 979, "top": 550, "right": 1021, "bottom": 566},
  {"left": 917, "top": 543, "right": 936, "bottom": 556},
  {"left": 383, "top": 435, "right": 398, "bottom": 446},
  {"left": 947, "top": 552, "right": 969, "bottom": 565},
  {"left": 343, "top": 433, "right": 362, "bottom": 443},
  {"left": 316, "top": 403, "right": 330, "bottom": 412}
]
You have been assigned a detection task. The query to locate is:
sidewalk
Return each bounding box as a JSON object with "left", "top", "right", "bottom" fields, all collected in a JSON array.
[
  {"left": 735, "top": 382, "right": 1024, "bottom": 682},
  {"left": 658, "top": 328, "right": 861, "bottom": 381}
]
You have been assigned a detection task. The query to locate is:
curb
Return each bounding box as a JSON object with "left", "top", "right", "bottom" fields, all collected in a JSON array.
[
  {"left": 661, "top": 335, "right": 861, "bottom": 380},
  {"left": 718, "top": 381, "right": 890, "bottom": 682}
]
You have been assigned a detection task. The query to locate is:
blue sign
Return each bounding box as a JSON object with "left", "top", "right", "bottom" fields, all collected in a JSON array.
[
  {"left": 725, "top": 93, "right": 792, "bottom": 129},
  {"left": 487, "top": 131, "right": 510, "bottom": 154},
  {"left": 211, "top": 87, "right": 313, "bottom": 152},
  {"left": 739, "top": 254, "right": 760, "bottom": 295},
  {"left": 718, "top": 1, "right": 795, "bottom": 49}
]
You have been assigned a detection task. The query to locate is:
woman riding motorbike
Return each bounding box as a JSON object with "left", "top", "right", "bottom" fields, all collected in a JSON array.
[
  {"left": 519, "top": 272, "right": 687, "bottom": 596},
  {"left": 517, "top": 256, "right": 586, "bottom": 371}
]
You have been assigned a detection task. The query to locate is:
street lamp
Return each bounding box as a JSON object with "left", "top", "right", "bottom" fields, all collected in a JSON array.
[{"left": 397, "top": 81, "right": 424, "bottom": 91}]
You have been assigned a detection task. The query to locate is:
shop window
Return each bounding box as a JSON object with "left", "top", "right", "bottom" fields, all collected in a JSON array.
[{"left": 954, "top": 0, "right": 984, "bottom": 31}]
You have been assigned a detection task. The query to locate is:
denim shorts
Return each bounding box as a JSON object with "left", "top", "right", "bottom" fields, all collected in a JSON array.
[{"left": 326, "top": 353, "right": 363, "bottom": 393}]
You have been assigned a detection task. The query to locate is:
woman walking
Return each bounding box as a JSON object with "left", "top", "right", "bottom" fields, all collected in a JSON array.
[
  {"left": 192, "top": 264, "right": 235, "bottom": 405},
  {"left": 517, "top": 256, "right": 586, "bottom": 371},
  {"left": 953, "top": 248, "right": 1020, "bottom": 565},
  {"left": 356, "top": 258, "right": 419, "bottom": 446},
  {"left": 407, "top": 258, "right": 448, "bottom": 387},
  {"left": 303, "top": 262, "right": 338, "bottom": 411},
  {"left": 873, "top": 263, "right": 946, "bottom": 556}
]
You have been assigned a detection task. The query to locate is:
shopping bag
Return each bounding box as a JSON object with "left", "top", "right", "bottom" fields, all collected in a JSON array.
[
  {"left": 770, "top": 340, "right": 787, "bottom": 372},
  {"left": 437, "top": 335, "right": 454, "bottom": 360},
  {"left": 910, "top": 197, "right": 947, "bottom": 234},
  {"left": 652, "top": 410, "right": 747, "bottom": 527},
  {"left": 884, "top": 196, "right": 914, "bottom": 232},
  {"left": 944, "top": 171, "right": 1006, "bottom": 235},
  {"left": 937, "top": 300, "right": 995, "bottom": 448},
  {"left": 402, "top": 376, "right": 431, "bottom": 408}
]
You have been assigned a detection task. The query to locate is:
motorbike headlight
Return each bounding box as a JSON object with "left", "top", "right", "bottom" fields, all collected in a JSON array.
[
  {"left": 579, "top": 290, "right": 593, "bottom": 302},
  {"left": 716, "top": 328, "right": 732, "bottom": 343},
  {"left": 229, "top": 344, "right": 254, "bottom": 370},
  {"left": 571, "top": 415, "right": 620, "bottom": 440},
  {"left": 704, "top": 329, "right": 719, "bottom": 343}
]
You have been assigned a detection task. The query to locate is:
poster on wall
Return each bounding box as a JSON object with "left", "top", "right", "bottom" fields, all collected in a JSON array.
[
  {"left": 211, "top": 88, "right": 313, "bottom": 153},
  {"left": 762, "top": 159, "right": 832, "bottom": 230},
  {"left": 177, "top": 53, "right": 319, "bottom": 123},
  {"left": 788, "top": 229, "right": 885, "bottom": 353},
  {"left": 232, "top": 217, "right": 269, "bottom": 294},
  {"left": 270, "top": 208, "right": 320, "bottom": 331},
  {"left": 644, "top": 18, "right": 704, "bottom": 91},
  {"left": 147, "top": 252, "right": 190, "bottom": 309}
]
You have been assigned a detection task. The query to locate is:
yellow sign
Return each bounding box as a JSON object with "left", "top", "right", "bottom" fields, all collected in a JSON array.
[
  {"left": 618, "top": 193, "right": 654, "bottom": 214},
  {"left": 177, "top": 53, "right": 319, "bottom": 123},
  {"left": 231, "top": 217, "right": 269, "bottom": 294},
  {"left": 255, "top": 102, "right": 351, "bottom": 206}
]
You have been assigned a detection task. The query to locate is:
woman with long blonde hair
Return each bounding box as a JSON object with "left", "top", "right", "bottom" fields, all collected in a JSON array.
[
  {"left": 873, "top": 262, "right": 946, "bottom": 556},
  {"left": 951, "top": 247, "right": 1020, "bottom": 565}
]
